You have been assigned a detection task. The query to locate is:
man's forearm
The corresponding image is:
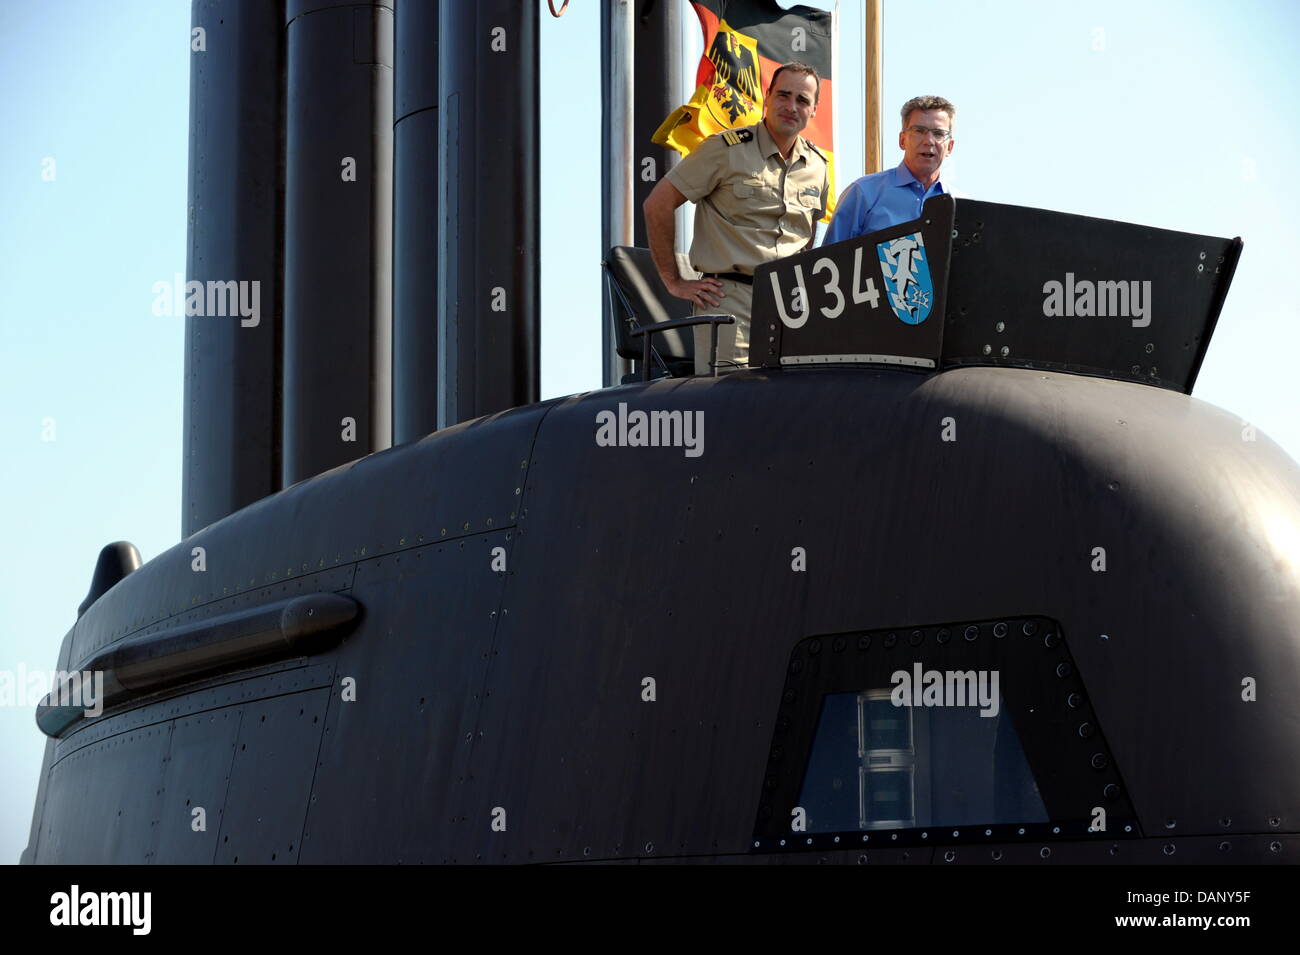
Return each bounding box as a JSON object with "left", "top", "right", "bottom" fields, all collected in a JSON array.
[{"left": 643, "top": 194, "right": 681, "bottom": 289}]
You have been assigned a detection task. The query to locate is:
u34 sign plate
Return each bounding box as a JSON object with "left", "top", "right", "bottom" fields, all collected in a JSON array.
[{"left": 750, "top": 194, "right": 955, "bottom": 369}]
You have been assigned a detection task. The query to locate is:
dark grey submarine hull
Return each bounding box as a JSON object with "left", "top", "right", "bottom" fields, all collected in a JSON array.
[{"left": 23, "top": 364, "right": 1300, "bottom": 863}]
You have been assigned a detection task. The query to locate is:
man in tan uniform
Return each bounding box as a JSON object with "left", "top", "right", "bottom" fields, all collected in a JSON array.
[{"left": 644, "top": 62, "right": 829, "bottom": 374}]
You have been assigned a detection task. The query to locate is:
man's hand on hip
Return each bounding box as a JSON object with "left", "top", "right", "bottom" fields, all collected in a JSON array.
[{"left": 668, "top": 275, "right": 725, "bottom": 308}]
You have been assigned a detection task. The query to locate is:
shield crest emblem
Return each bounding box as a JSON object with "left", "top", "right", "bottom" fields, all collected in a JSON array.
[{"left": 876, "top": 232, "right": 934, "bottom": 325}]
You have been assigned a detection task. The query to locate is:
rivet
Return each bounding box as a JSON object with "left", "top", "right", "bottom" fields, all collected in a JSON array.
[
  {"left": 921, "top": 832, "right": 928, "bottom": 839},
  {"left": 1131, "top": 364, "right": 1141, "bottom": 374},
  {"left": 995, "top": 321, "right": 1005, "bottom": 333},
  {"left": 1040, "top": 847, "right": 1051, "bottom": 859},
  {"left": 857, "top": 635, "right": 871, "bottom": 650},
  {"left": 1144, "top": 343, "right": 1154, "bottom": 354},
  {"left": 982, "top": 344, "right": 991, "bottom": 355},
  {"left": 1218, "top": 840, "right": 1231, "bottom": 852},
  {"left": 964, "top": 625, "right": 979, "bottom": 641},
  {"left": 883, "top": 632, "right": 897, "bottom": 648},
  {"left": 1067, "top": 692, "right": 1082, "bottom": 708},
  {"left": 992, "top": 622, "right": 1007, "bottom": 638},
  {"left": 908, "top": 629, "right": 924, "bottom": 646},
  {"left": 788, "top": 659, "right": 804, "bottom": 674},
  {"left": 808, "top": 639, "right": 822, "bottom": 655},
  {"left": 991, "top": 849, "right": 1002, "bottom": 861},
  {"left": 1269, "top": 816, "right": 1281, "bottom": 827},
  {"left": 1197, "top": 263, "right": 1204, "bottom": 272},
  {"left": 1018, "top": 828, "right": 1025, "bottom": 835},
  {"left": 782, "top": 690, "right": 797, "bottom": 704},
  {"left": 1000, "top": 346, "right": 1009, "bottom": 357},
  {"left": 1199, "top": 251, "right": 1206, "bottom": 259},
  {"left": 778, "top": 839, "right": 785, "bottom": 847},
  {"left": 1270, "top": 841, "right": 1282, "bottom": 852},
  {"left": 944, "top": 850, "right": 956, "bottom": 862},
  {"left": 1056, "top": 662, "right": 1073, "bottom": 678},
  {"left": 1093, "top": 754, "right": 1110, "bottom": 771},
  {"left": 1078, "top": 722, "right": 1093, "bottom": 739},
  {"left": 936, "top": 628, "right": 951, "bottom": 644},
  {"left": 1162, "top": 843, "right": 1175, "bottom": 855},
  {"left": 985, "top": 829, "right": 992, "bottom": 836},
  {"left": 1052, "top": 827, "right": 1060, "bottom": 834},
  {"left": 832, "top": 637, "right": 846, "bottom": 652},
  {"left": 1109, "top": 845, "right": 1119, "bottom": 856},
  {"left": 1165, "top": 819, "right": 1176, "bottom": 829},
  {"left": 1044, "top": 632, "right": 1060, "bottom": 648}
]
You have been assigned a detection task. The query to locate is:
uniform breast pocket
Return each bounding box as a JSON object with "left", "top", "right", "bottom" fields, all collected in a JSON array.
[
  {"left": 732, "top": 183, "right": 756, "bottom": 198},
  {"left": 797, "top": 193, "right": 820, "bottom": 209}
]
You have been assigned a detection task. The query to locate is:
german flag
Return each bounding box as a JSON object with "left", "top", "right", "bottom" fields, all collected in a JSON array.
[{"left": 653, "top": 0, "right": 836, "bottom": 218}]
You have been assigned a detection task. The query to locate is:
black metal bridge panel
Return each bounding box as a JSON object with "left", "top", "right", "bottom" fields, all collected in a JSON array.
[
  {"left": 299, "top": 532, "right": 514, "bottom": 864},
  {"left": 942, "top": 199, "right": 1242, "bottom": 393}
]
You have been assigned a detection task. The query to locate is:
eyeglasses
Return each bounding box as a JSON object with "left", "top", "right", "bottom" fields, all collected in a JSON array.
[{"left": 905, "top": 124, "right": 952, "bottom": 143}]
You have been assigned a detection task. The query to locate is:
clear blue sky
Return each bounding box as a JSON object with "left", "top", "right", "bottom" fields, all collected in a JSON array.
[{"left": 2, "top": 0, "right": 1297, "bottom": 863}]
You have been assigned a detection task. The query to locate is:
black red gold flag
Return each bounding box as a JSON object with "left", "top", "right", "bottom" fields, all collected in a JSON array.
[{"left": 653, "top": 0, "right": 837, "bottom": 217}]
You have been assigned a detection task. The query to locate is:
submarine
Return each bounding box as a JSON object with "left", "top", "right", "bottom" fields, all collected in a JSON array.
[{"left": 20, "top": 0, "right": 1300, "bottom": 866}]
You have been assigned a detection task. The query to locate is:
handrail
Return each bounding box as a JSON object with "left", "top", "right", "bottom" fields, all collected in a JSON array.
[{"left": 630, "top": 315, "right": 736, "bottom": 380}]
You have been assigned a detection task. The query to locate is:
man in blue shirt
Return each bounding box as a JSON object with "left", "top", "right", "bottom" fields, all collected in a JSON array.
[{"left": 823, "top": 95, "right": 956, "bottom": 245}]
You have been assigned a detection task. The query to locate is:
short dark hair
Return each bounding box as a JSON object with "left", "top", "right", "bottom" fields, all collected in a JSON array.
[{"left": 768, "top": 62, "right": 820, "bottom": 104}]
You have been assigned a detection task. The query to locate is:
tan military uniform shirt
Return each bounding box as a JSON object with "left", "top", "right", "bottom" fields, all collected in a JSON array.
[{"left": 664, "top": 121, "right": 829, "bottom": 276}]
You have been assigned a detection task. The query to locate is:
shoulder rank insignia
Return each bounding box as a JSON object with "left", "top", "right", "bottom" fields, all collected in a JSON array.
[
  {"left": 803, "top": 139, "right": 828, "bottom": 162},
  {"left": 721, "top": 128, "right": 754, "bottom": 147}
]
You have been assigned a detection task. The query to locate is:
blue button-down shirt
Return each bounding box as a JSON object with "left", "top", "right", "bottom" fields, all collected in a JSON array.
[{"left": 822, "top": 162, "right": 948, "bottom": 245}]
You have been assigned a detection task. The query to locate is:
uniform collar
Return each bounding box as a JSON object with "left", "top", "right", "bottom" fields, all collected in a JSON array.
[
  {"left": 757, "top": 121, "right": 808, "bottom": 164},
  {"left": 894, "top": 161, "right": 945, "bottom": 193}
]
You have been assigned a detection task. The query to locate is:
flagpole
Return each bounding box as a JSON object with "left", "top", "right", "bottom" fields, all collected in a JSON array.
[
  {"left": 864, "top": 0, "right": 883, "bottom": 174},
  {"left": 604, "top": 0, "right": 635, "bottom": 386}
]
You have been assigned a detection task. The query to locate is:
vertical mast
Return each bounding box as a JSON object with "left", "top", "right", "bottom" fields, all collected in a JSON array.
[
  {"left": 282, "top": 0, "right": 394, "bottom": 486},
  {"left": 602, "top": 0, "right": 636, "bottom": 386},
  {"left": 183, "top": 0, "right": 284, "bottom": 537},
  {"left": 392, "top": 0, "right": 440, "bottom": 445},
  {"left": 601, "top": 0, "right": 681, "bottom": 386},
  {"left": 864, "top": 0, "right": 883, "bottom": 175},
  {"left": 435, "top": 1, "right": 540, "bottom": 428}
]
